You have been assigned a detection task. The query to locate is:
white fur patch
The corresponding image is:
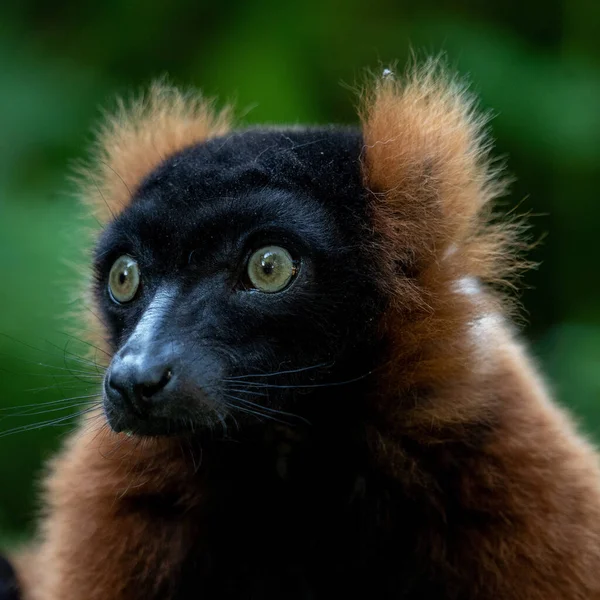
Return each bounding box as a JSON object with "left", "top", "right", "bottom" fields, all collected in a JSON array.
[
  {"left": 471, "top": 313, "right": 502, "bottom": 339},
  {"left": 454, "top": 276, "right": 481, "bottom": 296}
]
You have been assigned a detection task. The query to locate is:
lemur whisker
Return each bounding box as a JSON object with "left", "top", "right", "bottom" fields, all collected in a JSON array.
[
  {"left": 0, "top": 394, "right": 101, "bottom": 414},
  {"left": 98, "top": 160, "right": 133, "bottom": 203},
  {"left": 89, "top": 172, "right": 116, "bottom": 220},
  {"left": 0, "top": 357, "right": 102, "bottom": 378},
  {"left": 1, "top": 401, "right": 100, "bottom": 419},
  {"left": 224, "top": 360, "right": 334, "bottom": 380},
  {"left": 229, "top": 396, "right": 310, "bottom": 425},
  {"left": 0, "top": 366, "right": 101, "bottom": 382},
  {"left": 0, "top": 333, "right": 100, "bottom": 366},
  {"left": 222, "top": 400, "right": 270, "bottom": 424},
  {"left": 223, "top": 370, "right": 373, "bottom": 390},
  {"left": 51, "top": 331, "right": 111, "bottom": 358},
  {"left": 0, "top": 339, "right": 104, "bottom": 373},
  {"left": 224, "top": 386, "right": 268, "bottom": 398},
  {"left": 0, "top": 406, "right": 98, "bottom": 439},
  {"left": 43, "top": 337, "right": 107, "bottom": 372},
  {"left": 222, "top": 395, "right": 299, "bottom": 426},
  {"left": 25, "top": 383, "right": 101, "bottom": 393}
]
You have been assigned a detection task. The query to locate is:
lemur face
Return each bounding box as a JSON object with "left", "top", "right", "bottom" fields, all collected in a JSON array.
[{"left": 95, "top": 128, "right": 384, "bottom": 436}]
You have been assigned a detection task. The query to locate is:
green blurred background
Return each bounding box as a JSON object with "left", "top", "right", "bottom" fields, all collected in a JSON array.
[{"left": 0, "top": 0, "right": 599, "bottom": 543}]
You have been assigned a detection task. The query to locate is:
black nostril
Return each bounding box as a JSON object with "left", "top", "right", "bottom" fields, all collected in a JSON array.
[
  {"left": 107, "top": 373, "right": 126, "bottom": 395},
  {"left": 107, "top": 361, "right": 174, "bottom": 415},
  {"left": 137, "top": 368, "right": 173, "bottom": 401}
]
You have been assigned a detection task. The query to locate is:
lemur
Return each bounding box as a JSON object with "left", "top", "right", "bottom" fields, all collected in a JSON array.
[{"left": 2, "top": 62, "right": 600, "bottom": 599}]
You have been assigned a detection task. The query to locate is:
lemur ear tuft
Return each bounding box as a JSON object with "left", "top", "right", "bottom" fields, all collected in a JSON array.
[
  {"left": 359, "top": 60, "right": 513, "bottom": 282},
  {"left": 77, "top": 82, "right": 232, "bottom": 223}
]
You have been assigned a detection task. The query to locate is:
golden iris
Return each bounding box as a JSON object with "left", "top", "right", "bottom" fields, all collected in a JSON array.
[
  {"left": 247, "top": 246, "right": 296, "bottom": 293},
  {"left": 108, "top": 256, "right": 140, "bottom": 303}
]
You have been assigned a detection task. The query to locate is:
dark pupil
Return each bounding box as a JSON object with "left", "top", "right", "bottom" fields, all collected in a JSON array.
[
  {"left": 119, "top": 271, "right": 127, "bottom": 285},
  {"left": 261, "top": 255, "right": 276, "bottom": 275}
]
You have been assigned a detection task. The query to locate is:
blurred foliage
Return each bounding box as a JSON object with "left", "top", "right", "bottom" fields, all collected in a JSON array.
[{"left": 0, "top": 0, "right": 599, "bottom": 541}]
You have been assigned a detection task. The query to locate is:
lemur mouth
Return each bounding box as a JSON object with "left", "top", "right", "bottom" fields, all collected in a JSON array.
[
  {"left": 101, "top": 360, "right": 232, "bottom": 438},
  {"left": 103, "top": 404, "right": 179, "bottom": 437}
]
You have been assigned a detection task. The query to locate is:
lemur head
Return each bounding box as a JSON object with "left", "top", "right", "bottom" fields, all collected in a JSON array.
[
  {"left": 95, "top": 127, "right": 382, "bottom": 435},
  {"left": 85, "top": 65, "right": 515, "bottom": 437}
]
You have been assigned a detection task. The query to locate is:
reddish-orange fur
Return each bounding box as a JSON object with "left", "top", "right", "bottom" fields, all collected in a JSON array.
[
  {"left": 361, "top": 65, "right": 600, "bottom": 598},
  {"left": 10, "top": 64, "right": 600, "bottom": 599},
  {"left": 78, "top": 81, "right": 232, "bottom": 223}
]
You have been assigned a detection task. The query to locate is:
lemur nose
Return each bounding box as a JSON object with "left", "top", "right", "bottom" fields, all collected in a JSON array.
[{"left": 107, "top": 355, "right": 174, "bottom": 414}]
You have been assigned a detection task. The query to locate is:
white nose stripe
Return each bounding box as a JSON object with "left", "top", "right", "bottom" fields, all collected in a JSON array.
[{"left": 120, "top": 287, "right": 176, "bottom": 368}]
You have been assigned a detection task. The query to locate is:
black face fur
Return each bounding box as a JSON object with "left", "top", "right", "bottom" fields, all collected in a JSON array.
[{"left": 95, "top": 128, "right": 385, "bottom": 437}]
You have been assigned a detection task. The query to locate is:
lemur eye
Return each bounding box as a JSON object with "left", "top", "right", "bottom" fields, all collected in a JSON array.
[
  {"left": 108, "top": 256, "right": 140, "bottom": 304},
  {"left": 246, "top": 246, "right": 297, "bottom": 293}
]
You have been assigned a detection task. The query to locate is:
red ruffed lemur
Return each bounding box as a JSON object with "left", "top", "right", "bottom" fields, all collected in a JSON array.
[{"left": 1, "top": 62, "right": 600, "bottom": 600}]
